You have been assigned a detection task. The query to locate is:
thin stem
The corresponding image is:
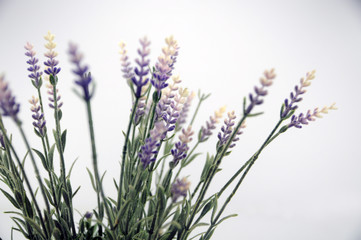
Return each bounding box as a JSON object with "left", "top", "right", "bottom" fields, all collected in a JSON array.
[
  {"left": 189, "top": 97, "right": 203, "bottom": 126},
  {"left": 17, "top": 123, "right": 50, "bottom": 213},
  {"left": 203, "top": 119, "right": 284, "bottom": 239},
  {"left": 86, "top": 100, "right": 115, "bottom": 231},
  {"left": 0, "top": 120, "right": 49, "bottom": 239},
  {"left": 117, "top": 97, "right": 139, "bottom": 210}
]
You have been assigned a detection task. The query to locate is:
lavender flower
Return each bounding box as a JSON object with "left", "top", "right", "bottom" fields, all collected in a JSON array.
[
  {"left": 200, "top": 106, "right": 226, "bottom": 142},
  {"left": 29, "top": 96, "right": 46, "bottom": 136},
  {"left": 217, "top": 111, "right": 237, "bottom": 147},
  {"left": 288, "top": 103, "right": 336, "bottom": 129},
  {"left": 84, "top": 211, "right": 93, "bottom": 219},
  {"left": 131, "top": 37, "right": 151, "bottom": 98},
  {"left": 171, "top": 177, "right": 190, "bottom": 202},
  {"left": 281, "top": 70, "right": 315, "bottom": 118},
  {"left": 139, "top": 121, "right": 167, "bottom": 168},
  {"left": 68, "top": 43, "right": 92, "bottom": 101},
  {"left": 156, "top": 75, "right": 181, "bottom": 121},
  {"left": 151, "top": 36, "right": 179, "bottom": 92},
  {"left": 44, "top": 31, "right": 61, "bottom": 77},
  {"left": 0, "top": 75, "right": 20, "bottom": 121},
  {"left": 245, "top": 69, "right": 276, "bottom": 114},
  {"left": 119, "top": 41, "right": 134, "bottom": 85},
  {"left": 133, "top": 82, "right": 149, "bottom": 125},
  {"left": 45, "top": 75, "right": 63, "bottom": 109},
  {"left": 177, "top": 91, "right": 196, "bottom": 127},
  {"left": 161, "top": 87, "right": 188, "bottom": 135},
  {"left": 24, "top": 42, "right": 42, "bottom": 88},
  {"left": 171, "top": 126, "right": 194, "bottom": 166}
]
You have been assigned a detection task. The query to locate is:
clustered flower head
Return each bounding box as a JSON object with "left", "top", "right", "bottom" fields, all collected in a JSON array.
[
  {"left": 45, "top": 75, "right": 63, "bottom": 109},
  {"left": 44, "top": 31, "right": 61, "bottom": 77},
  {"left": 29, "top": 96, "right": 46, "bottom": 136},
  {"left": 68, "top": 43, "right": 93, "bottom": 101},
  {"left": 151, "top": 36, "right": 179, "bottom": 92},
  {"left": 162, "top": 87, "right": 188, "bottom": 135},
  {"left": 139, "top": 121, "right": 167, "bottom": 168},
  {"left": 133, "top": 82, "right": 150, "bottom": 125},
  {"left": 131, "top": 37, "right": 151, "bottom": 98},
  {"left": 24, "top": 42, "right": 42, "bottom": 88},
  {"left": 288, "top": 103, "right": 337, "bottom": 129},
  {"left": 281, "top": 70, "right": 315, "bottom": 118},
  {"left": 200, "top": 106, "right": 226, "bottom": 142},
  {"left": 245, "top": 69, "right": 276, "bottom": 114},
  {"left": 171, "top": 177, "right": 190, "bottom": 202},
  {"left": 156, "top": 75, "right": 182, "bottom": 121},
  {"left": 119, "top": 41, "right": 134, "bottom": 84},
  {"left": 171, "top": 126, "right": 194, "bottom": 166},
  {"left": 177, "top": 91, "right": 196, "bottom": 127},
  {"left": 0, "top": 75, "right": 20, "bottom": 121},
  {"left": 217, "top": 111, "right": 243, "bottom": 148}
]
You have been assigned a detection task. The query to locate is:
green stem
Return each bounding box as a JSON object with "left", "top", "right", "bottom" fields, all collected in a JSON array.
[
  {"left": 117, "top": 97, "right": 139, "bottom": 210},
  {"left": 17, "top": 123, "right": 50, "bottom": 213},
  {"left": 203, "top": 119, "right": 284, "bottom": 239},
  {"left": 86, "top": 100, "right": 115, "bottom": 231},
  {"left": 189, "top": 98, "right": 203, "bottom": 126},
  {"left": 0, "top": 120, "right": 49, "bottom": 239},
  {"left": 172, "top": 141, "right": 199, "bottom": 185}
]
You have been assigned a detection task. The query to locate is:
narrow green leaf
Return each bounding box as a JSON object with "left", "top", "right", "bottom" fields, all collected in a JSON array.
[
  {"left": 32, "top": 148, "right": 48, "bottom": 170},
  {"left": 24, "top": 216, "right": 46, "bottom": 239},
  {"left": 61, "top": 129, "right": 67, "bottom": 151},
  {"left": 215, "top": 213, "right": 238, "bottom": 226},
  {"left": 0, "top": 188, "right": 20, "bottom": 209},
  {"left": 66, "top": 157, "right": 78, "bottom": 178}
]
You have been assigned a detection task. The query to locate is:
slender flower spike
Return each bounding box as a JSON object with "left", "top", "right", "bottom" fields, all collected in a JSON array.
[
  {"left": 131, "top": 37, "right": 151, "bottom": 98},
  {"left": 133, "top": 82, "right": 150, "bottom": 125},
  {"left": 119, "top": 41, "right": 134, "bottom": 84},
  {"left": 171, "top": 126, "right": 194, "bottom": 166},
  {"left": 151, "top": 36, "right": 179, "bottom": 92},
  {"left": 200, "top": 106, "right": 226, "bottom": 142},
  {"left": 44, "top": 31, "right": 61, "bottom": 77},
  {"left": 281, "top": 70, "right": 315, "bottom": 118},
  {"left": 0, "top": 75, "right": 20, "bottom": 121},
  {"left": 162, "top": 87, "right": 189, "bottom": 135},
  {"left": 44, "top": 74, "right": 63, "bottom": 109},
  {"left": 245, "top": 69, "right": 276, "bottom": 114},
  {"left": 177, "top": 91, "right": 196, "bottom": 127},
  {"left": 68, "top": 43, "right": 93, "bottom": 101},
  {"left": 139, "top": 121, "right": 167, "bottom": 168},
  {"left": 288, "top": 103, "right": 336, "bottom": 129},
  {"left": 29, "top": 96, "right": 46, "bottom": 136},
  {"left": 217, "top": 111, "right": 237, "bottom": 147},
  {"left": 171, "top": 177, "right": 190, "bottom": 202},
  {"left": 24, "top": 42, "right": 42, "bottom": 88},
  {"left": 156, "top": 75, "right": 182, "bottom": 121}
]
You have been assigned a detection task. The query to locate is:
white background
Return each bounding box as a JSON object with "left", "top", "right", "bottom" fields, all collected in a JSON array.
[{"left": 0, "top": 0, "right": 360, "bottom": 239}]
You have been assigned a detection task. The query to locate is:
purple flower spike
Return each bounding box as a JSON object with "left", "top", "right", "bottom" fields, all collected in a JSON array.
[
  {"left": 288, "top": 103, "right": 336, "bottom": 129},
  {"left": 177, "top": 91, "right": 195, "bottom": 127},
  {"left": 171, "top": 177, "right": 190, "bottom": 202},
  {"left": 281, "top": 70, "right": 315, "bottom": 118},
  {"left": 0, "top": 75, "right": 20, "bottom": 121},
  {"left": 43, "top": 32, "right": 61, "bottom": 77},
  {"left": 171, "top": 126, "right": 194, "bottom": 166},
  {"left": 151, "top": 36, "right": 179, "bottom": 92},
  {"left": 139, "top": 121, "right": 167, "bottom": 168},
  {"left": 217, "top": 111, "right": 237, "bottom": 147},
  {"left": 119, "top": 41, "right": 134, "bottom": 85},
  {"left": 45, "top": 76, "right": 63, "bottom": 109},
  {"left": 29, "top": 96, "right": 46, "bottom": 136},
  {"left": 156, "top": 75, "right": 181, "bottom": 121},
  {"left": 131, "top": 37, "right": 151, "bottom": 98},
  {"left": 200, "top": 106, "right": 226, "bottom": 142},
  {"left": 245, "top": 69, "right": 276, "bottom": 114},
  {"left": 24, "top": 42, "right": 42, "bottom": 87},
  {"left": 68, "top": 43, "right": 92, "bottom": 101}
]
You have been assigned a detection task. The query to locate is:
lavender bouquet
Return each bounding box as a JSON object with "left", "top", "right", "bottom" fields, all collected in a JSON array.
[{"left": 0, "top": 32, "right": 336, "bottom": 240}]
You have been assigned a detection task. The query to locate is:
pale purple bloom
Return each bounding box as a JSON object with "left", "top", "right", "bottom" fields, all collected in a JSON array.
[
  {"left": 200, "top": 106, "right": 226, "bottom": 142},
  {"left": 46, "top": 81, "right": 63, "bottom": 109},
  {"left": 119, "top": 42, "right": 134, "bottom": 82},
  {"left": 44, "top": 32, "right": 61, "bottom": 77},
  {"left": 24, "top": 42, "right": 42, "bottom": 87},
  {"left": 131, "top": 37, "right": 151, "bottom": 98},
  {"left": 217, "top": 111, "right": 237, "bottom": 147},
  {"left": 68, "top": 43, "right": 92, "bottom": 101},
  {"left": 139, "top": 121, "right": 167, "bottom": 168},
  {"left": 0, "top": 75, "right": 20, "bottom": 121},
  {"left": 171, "top": 177, "right": 190, "bottom": 202},
  {"left": 281, "top": 71, "right": 315, "bottom": 118},
  {"left": 177, "top": 91, "right": 195, "bottom": 127},
  {"left": 171, "top": 126, "right": 193, "bottom": 165},
  {"left": 29, "top": 96, "right": 46, "bottom": 136}
]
